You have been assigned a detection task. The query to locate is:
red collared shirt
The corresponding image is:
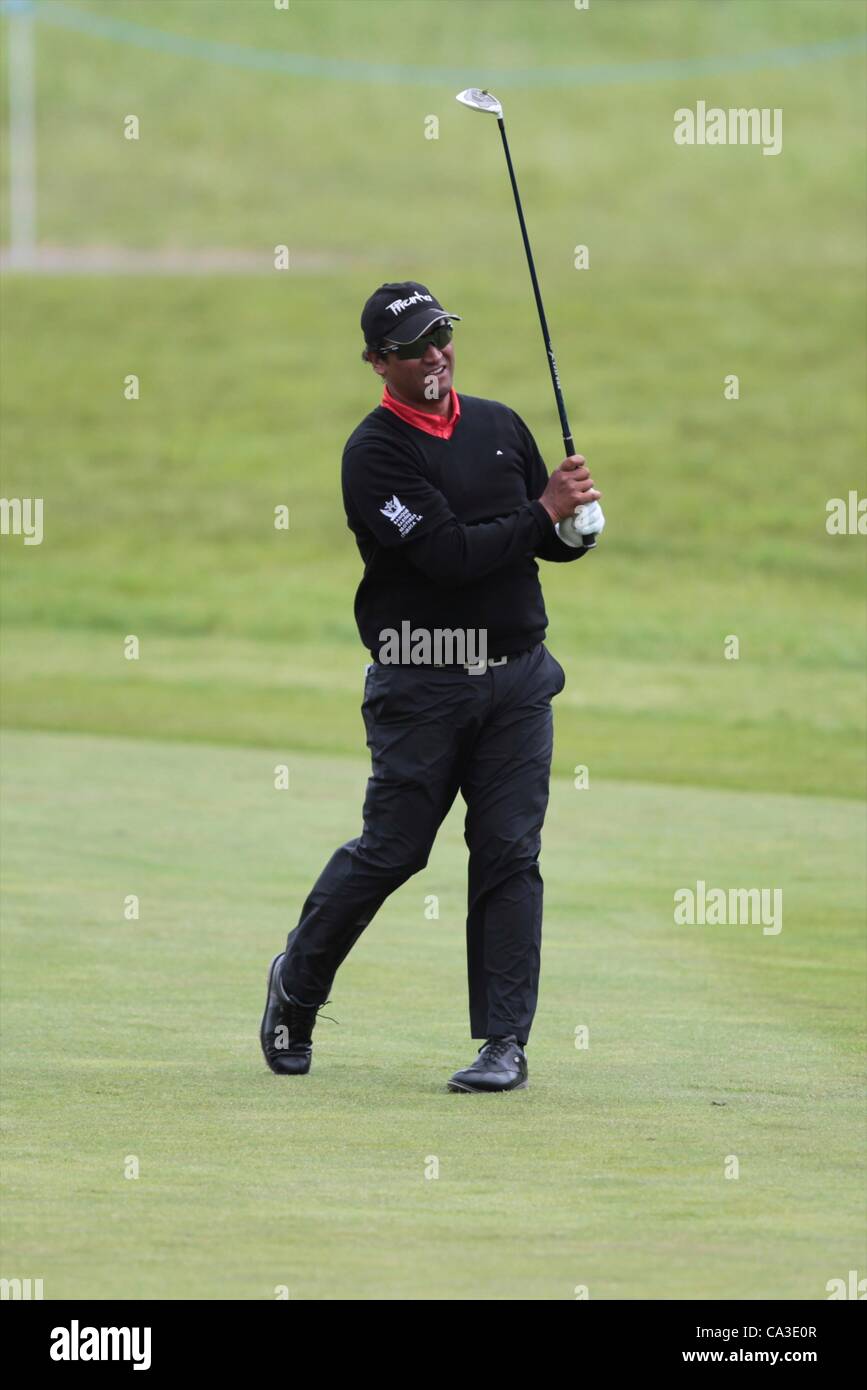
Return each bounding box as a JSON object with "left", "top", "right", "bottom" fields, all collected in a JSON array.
[{"left": 380, "top": 385, "right": 461, "bottom": 440}]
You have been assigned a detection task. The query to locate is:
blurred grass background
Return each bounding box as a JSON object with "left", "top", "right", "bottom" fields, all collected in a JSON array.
[
  {"left": 1, "top": 0, "right": 864, "bottom": 794},
  {"left": 0, "top": 0, "right": 865, "bottom": 1300}
]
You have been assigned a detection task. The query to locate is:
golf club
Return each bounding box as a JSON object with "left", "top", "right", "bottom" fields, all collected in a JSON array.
[{"left": 456, "top": 87, "right": 599, "bottom": 548}]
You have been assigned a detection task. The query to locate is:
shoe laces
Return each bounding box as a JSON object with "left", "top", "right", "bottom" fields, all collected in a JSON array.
[
  {"left": 478, "top": 1035, "right": 519, "bottom": 1062},
  {"left": 286, "top": 996, "right": 339, "bottom": 1030}
]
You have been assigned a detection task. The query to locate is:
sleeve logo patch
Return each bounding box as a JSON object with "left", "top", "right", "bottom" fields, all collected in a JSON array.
[{"left": 380, "top": 494, "right": 423, "bottom": 537}]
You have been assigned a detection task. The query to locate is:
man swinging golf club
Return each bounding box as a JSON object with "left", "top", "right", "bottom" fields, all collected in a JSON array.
[
  {"left": 260, "top": 279, "right": 604, "bottom": 1092},
  {"left": 261, "top": 87, "right": 604, "bottom": 1091}
]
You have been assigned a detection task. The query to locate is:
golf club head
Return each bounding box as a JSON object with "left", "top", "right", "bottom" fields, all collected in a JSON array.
[{"left": 456, "top": 88, "right": 503, "bottom": 118}]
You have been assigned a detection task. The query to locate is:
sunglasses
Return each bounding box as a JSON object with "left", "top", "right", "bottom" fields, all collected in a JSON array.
[{"left": 381, "top": 321, "right": 454, "bottom": 360}]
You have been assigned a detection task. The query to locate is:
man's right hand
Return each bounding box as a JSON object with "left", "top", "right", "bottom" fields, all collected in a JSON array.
[{"left": 539, "top": 455, "right": 601, "bottom": 523}]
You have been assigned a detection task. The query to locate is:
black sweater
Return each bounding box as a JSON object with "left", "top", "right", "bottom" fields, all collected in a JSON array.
[{"left": 341, "top": 393, "right": 586, "bottom": 660}]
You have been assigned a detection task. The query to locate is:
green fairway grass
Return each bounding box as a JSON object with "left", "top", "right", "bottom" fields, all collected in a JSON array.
[
  {"left": 1, "top": 729, "right": 864, "bottom": 1300},
  {"left": 1, "top": 0, "right": 865, "bottom": 1300}
]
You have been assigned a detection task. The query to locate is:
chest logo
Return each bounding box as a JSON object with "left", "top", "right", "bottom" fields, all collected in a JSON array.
[
  {"left": 496, "top": 449, "right": 504, "bottom": 455},
  {"left": 380, "top": 494, "right": 423, "bottom": 538}
]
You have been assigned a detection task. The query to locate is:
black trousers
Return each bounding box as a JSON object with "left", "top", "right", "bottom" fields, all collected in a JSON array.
[{"left": 281, "top": 643, "right": 566, "bottom": 1045}]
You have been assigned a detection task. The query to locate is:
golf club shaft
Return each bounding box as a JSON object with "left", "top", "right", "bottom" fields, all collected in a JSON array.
[{"left": 496, "top": 116, "right": 597, "bottom": 549}]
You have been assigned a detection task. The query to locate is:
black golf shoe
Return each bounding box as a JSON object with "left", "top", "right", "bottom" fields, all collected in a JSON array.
[
  {"left": 447, "top": 1035, "right": 528, "bottom": 1093},
  {"left": 260, "top": 953, "right": 322, "bottom": 1076}
]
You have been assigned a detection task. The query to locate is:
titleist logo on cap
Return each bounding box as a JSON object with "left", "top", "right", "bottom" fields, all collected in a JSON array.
[
  {"left": 360, "top": 281, "right": 459, "bottom": 351},
  {"left": 386, "top": 291, "right": 433, "bottom": 316}
]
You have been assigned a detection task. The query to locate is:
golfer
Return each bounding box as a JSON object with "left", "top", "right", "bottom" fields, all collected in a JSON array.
[{"left": 261, "top": 281, "right": 602, "bottom": 1092}]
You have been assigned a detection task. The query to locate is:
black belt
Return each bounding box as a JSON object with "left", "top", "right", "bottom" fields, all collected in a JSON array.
[{"left": 370, "top": 644, "right": 539, "bottom": 672}]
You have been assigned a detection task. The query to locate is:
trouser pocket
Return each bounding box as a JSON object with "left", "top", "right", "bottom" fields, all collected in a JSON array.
[{"left": 542, "top": 646, "right": 566, "bottom": 696}]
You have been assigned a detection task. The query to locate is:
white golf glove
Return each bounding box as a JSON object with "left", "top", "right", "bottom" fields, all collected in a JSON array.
[{"left": 555, "top": 501, "right": 605, "bottom": 549}]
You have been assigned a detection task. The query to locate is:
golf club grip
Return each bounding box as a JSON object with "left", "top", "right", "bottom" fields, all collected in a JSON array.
[{"left": 563, "top": 433, "right": 597, "bottom": 549}]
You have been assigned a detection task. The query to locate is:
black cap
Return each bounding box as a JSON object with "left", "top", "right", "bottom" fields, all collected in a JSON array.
[{"left": 361, "top": 281, "right": 461, "bottom": 352}]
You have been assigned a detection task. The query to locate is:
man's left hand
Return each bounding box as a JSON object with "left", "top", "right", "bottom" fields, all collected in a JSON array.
[{"left": 556, "top": 500, "right": 605, "bottom": 548}]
